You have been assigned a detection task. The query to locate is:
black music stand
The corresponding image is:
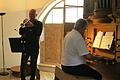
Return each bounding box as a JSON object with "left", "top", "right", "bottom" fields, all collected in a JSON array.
[{"left": 9, "top": 37, "right": 23, "bottom": 52}]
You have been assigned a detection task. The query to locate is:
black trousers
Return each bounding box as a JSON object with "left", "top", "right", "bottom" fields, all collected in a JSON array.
[
  {"left": 61, "top": 64, "right": 102, "bottom": 80},
  {"left": 20, "top": 51, "right": 38, "bottom": 80}
]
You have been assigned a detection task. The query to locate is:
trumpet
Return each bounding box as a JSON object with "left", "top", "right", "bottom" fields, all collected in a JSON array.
[{"left": 20, "top": 18, "right": 34, "bottom": 28}]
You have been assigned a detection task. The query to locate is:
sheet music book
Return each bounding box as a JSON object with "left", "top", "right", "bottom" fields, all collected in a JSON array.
[{"left": 92, "top": 31, "right": 114, "bottom": 50}]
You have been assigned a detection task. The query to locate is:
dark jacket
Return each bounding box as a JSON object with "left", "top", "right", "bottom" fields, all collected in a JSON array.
[{"left": 19, "top": 20, "right": 43, "bottom": 53}]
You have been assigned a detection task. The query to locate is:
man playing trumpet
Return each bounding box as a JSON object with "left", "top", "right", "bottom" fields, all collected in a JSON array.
[{"left": 19, "top": 9, "right": 43, "bottom": 80}]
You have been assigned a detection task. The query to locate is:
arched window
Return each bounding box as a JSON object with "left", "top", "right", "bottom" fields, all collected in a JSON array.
[{"left": 38, "top": 0, "right": 84, "bottom": 23}]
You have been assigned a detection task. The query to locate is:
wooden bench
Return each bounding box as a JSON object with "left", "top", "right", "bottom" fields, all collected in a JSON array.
[{"left": 55, "top": 66, "right": 95, "bottom": 80}]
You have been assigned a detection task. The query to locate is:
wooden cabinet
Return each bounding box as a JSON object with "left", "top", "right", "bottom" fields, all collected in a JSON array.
[
  {"left": 85, "top": 22, "right": 120, "bottom": 62},
  {"left": 94, "top": 23, "right": 120, "bottom": 61},
  {"left": 115, "top": 24, "right": 120, "bottom": 62}
]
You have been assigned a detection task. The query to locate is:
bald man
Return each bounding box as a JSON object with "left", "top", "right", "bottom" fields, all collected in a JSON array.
[{"left": 19, "top": 9, "right": 43, "bottom": 80}]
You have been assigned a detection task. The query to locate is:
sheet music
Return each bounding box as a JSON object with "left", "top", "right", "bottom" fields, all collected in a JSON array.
[
  {"left": 92, "top": 31, "right": 104, "bottom": 48},
  {"left": 100, "top": 36, "right": 114, "bottom": 50},
  {"left": 92, "top": 31, "right": 114, "bottom": 50}
]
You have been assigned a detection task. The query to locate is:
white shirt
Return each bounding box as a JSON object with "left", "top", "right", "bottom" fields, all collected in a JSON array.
[{"left": 61, "top": 29, "right": 89, "bottom": 66}]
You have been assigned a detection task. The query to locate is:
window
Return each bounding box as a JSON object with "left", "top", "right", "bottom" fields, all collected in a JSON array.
[{"left": 38, "top": 0, "right": 84, "bottom": 23}]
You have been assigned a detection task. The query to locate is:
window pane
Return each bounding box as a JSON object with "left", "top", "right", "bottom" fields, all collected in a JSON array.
[
  {"left": 65, "top": 0, "right": 77, "bottom": 5},
  {"left": 78, "top": 0, "right": 84, "bottom": 6},
  {"left": 65, "top": 8, "right": 77, "bottom": 22},
  {"left": 66, "top": 0, "right": 84, "bottom": 6},
  {"left": 65, "top": 8, "right": 83, "bottom": 23},
  {"left": 52, "top": 9, "right": 63, "bottom": 23},
  {"left": 78, "top": 8, "right": 83, "bottom": 19},
  {"left": 45, "top": 11, "right": 53, "bottom": 23},
  {"left": 38, "top": 0, "right": 62, "bottom": 21},
  {"left": 45, "top": 9, "right": 63, "bottom": 24}
]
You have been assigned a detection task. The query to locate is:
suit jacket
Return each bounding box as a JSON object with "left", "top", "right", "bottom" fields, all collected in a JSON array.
[{"left": 19, "top": 19, "right": 43, "bottom": 53}]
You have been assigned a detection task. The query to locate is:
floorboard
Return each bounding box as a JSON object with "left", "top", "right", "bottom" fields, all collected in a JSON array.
[{"left": 0, "top": 69, "right": 54, "bottom": 80}]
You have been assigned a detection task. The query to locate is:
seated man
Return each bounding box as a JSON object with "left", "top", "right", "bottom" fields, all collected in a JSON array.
[{"left": 61, "top": 19, "right": 102, "bottom": 80}]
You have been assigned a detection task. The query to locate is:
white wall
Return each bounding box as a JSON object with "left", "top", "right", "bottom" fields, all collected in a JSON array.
[{"left": 0, "top": 0, "right": 53, "bottom": 68}]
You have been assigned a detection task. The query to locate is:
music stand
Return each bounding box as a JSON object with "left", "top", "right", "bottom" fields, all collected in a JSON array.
[
  {"left": 9, "top": 37, "right": 23, "bottom": 52},
  {"left": 0, "top": 13, "right": 9, "bottom": 76}
]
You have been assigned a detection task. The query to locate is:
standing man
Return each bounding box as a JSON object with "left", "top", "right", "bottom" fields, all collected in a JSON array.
[
  {"left": 19, "top": 9, "right": 43, "bottom": 80},
  {"left": 61, "top": 19, "right": 102, "bottom": 80}
]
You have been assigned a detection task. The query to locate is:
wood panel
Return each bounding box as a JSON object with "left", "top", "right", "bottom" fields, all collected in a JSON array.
[
  {"left": 40, "top": 41, "right": 45, "bottom": 63},
  {"left": 64, "top": 23, "right": 74, "bottom": 36},
  {"left": 117, "top": 25, "right": 120, "bottom": 39},
  {"left": 40, "top": 24, "right": 64, "bottom": 65},
  {"left": 85, "top": 23, "right": 95, "bottom": 54}
]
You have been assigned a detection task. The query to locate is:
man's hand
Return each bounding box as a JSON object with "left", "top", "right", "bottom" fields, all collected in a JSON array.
[
  {"left": 25, "top": 21, "right": 34, "bottom": 27},
  {"left": 84, "top": 54, "right": 105, "bottom": 64},
  {"left": 23, "top": 18, "right": 34, "bottom": 27},
  {"left": 86, "top": 59, "right": 97, "bottom": 65}
]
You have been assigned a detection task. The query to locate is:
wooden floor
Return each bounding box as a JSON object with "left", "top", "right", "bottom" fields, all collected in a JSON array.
[
  {"left": 0, "top": 70, "right": 54, "bottom": 80},
  {"left": 1, "top": 62, "right": 120, "bottom": 80},
  {"left": 0, "top": 64, "right": 55, "bottom": 80}
]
